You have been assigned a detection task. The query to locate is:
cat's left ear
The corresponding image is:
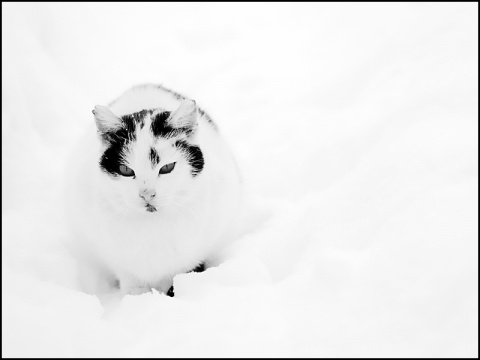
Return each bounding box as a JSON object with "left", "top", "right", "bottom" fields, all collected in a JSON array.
[
  {"left": 92, "top": 105, "right": 122, "bottom": 133},
  {"left": 167, "top": 99, "right": 197, "bottom": 131}
]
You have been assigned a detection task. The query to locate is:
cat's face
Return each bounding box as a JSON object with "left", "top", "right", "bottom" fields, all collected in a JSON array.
[{"left": 93, "top": 100, "right": 204, "bottom": 214}]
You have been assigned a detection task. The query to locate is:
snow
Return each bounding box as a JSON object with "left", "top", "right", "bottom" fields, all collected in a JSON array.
[{"left": 2, "top": 2, "right": 478, "bottom": 357}]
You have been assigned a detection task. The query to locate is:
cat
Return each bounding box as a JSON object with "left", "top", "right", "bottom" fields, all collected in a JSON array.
[{"left": 65, "top": 84, "right": 242, "bottom": 297}]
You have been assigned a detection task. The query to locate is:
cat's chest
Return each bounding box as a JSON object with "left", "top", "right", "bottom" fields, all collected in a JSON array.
[
  {"left": 95, "top": 204, "right": 207, "bottom": 247},
  {"left": 86, "top": 203, "right": 212, "bottom": 276}
]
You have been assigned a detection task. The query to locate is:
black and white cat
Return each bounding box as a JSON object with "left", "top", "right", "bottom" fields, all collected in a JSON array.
[{"left": 66, "top": 84, "right": 241, "bottom": 296}]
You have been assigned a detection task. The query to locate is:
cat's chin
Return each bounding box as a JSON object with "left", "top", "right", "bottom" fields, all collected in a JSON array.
[
  {"left": 145, "top": 204, "right": 157, "bottom": 213},
  {"left": 123, "top": 202, "right": 160, "bottom": 215}
]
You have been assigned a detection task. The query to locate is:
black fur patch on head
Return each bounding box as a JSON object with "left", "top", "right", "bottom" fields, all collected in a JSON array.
[
  {"left": 99, "top": 110, "right": 152, "bottom": 176},
  {"left": 151, "top": 111, "right": 174, "bottom": 138},
  {"left": 151, "top": 111, "right": 194, "bottom": 138},
  {"left": 99, "top": 127, "right": 132, "bottom": 177},
  {"left": 149, "top": 147, "right": 160, "bottom": 168},
  {"left": 121, "top": 109, "right": 151, "bottom": 131},
  {"left": 175, "top": 140, "right": 204, "bottom": 177}
]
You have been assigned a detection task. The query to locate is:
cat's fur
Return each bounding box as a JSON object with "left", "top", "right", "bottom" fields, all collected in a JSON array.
[{"left": 66, "top": 84, "right": 241, "bottom": 296}]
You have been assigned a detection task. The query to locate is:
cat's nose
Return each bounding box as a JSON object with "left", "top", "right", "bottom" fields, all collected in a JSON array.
[{"left": 139, "top": 189, "right": 156, "bottom": 201}]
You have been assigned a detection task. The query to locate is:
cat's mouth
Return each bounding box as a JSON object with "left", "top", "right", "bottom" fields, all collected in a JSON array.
[{"left": 145, "top": 204, "right": 157, "bottom": 213}]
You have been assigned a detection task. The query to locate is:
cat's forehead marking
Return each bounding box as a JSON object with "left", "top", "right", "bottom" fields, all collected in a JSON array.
[
  {"left": 175, "top": 139, "right": 204, "bottom": 177},
  {"left": 150, "top": 111, "right": 175, "bottom": 138},
  {"left": 120, "top": 109, "right": 153, "bottom": 132},
  {"left": 149, "top": 147, "right": 160, "bottom": 168}
]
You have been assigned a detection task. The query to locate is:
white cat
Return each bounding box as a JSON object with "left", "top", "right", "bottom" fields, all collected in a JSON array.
[{"left": 66, "top": 84, "right": 241, "bottom": 297}]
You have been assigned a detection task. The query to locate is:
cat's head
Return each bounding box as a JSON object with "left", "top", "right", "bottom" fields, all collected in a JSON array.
[{"left": 92, "top": 99, "right": 204, "bottom": 214}]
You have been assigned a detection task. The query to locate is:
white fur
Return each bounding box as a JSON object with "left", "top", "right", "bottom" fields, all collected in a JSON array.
[{"left": 66, "top": 85, "right": 241, "bottom": 296}]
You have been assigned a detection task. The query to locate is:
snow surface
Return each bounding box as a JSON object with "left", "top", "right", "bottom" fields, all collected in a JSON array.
[{"left": 2, "top": 2, "right": 478, "bottom": 357}]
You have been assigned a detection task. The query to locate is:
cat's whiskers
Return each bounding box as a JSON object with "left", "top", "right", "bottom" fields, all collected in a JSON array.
[{"left": 169, "top": 197, "right": 200, "bottom": 221}]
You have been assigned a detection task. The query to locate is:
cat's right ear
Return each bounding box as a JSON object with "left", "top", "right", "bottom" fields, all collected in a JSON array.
[{"left": 92, "top": 105, "right": 122, "bottom": 133}]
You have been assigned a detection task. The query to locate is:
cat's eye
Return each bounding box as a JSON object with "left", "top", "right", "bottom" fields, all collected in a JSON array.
[
  {"left": 159, "top": 162, "right": 176, "bottom": 175},
  {"left": 119, "top": 164, "right": 135, "bottom": 177}
]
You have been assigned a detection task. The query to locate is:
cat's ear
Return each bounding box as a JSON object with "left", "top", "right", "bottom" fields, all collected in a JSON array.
[
  {"left": 167, "top": 99, "right": 197, "bottom": 130},
  {"left": 92, "top": 105, "right": 122, "bottom": 133}
]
